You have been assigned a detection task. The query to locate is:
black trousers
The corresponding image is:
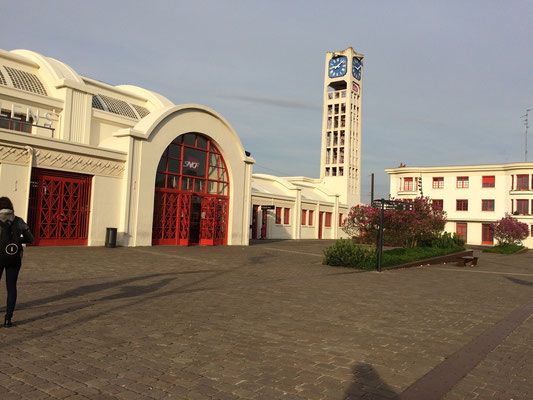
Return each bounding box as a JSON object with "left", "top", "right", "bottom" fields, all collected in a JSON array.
[{"left": 0, "top": 262, "right": 21, "bottom": 318}]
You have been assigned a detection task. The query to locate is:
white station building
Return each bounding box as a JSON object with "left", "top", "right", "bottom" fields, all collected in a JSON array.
[
  {"left": 386, "top": 163, "right": 533, "bottom": 247},
  {"left": 0, "top": 47, "right": 363, "bottom": 246}
]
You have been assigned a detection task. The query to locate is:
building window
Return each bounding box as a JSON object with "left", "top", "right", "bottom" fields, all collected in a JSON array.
[
  {"left": 516, "top": 174, "right": 529, "bottom": 190},
  {"left": 482, "top": 223, "right": 494, "bottom": 245},
  {"left": 481, "top": 199, "right": 495, "bottom": 211},
  {"left": 531, "top": 225, "right": 533, "bottom": 237},
  {"left": 516, "top": 199, "right": 529, "bottom": 215},
  {"left": 301, "top": 209, "right": 307, "bottom": 226},
  {"left": 456, "top": 222, "right": 467, "bottom": 242},
  {"left": 308, "top": 210, "right": 314, "bottom": 226},
  {"left": 275, "top": 207, "right": 282, "bottom": 224},
  {"left": 482, "top": 176, "right": 495, "bottom": 188},
  {"left": 456, "top": 199, "right": 468, "bottom": 211},
  {"left": 0, "top": 110, "right": 33, "bottom": 133},
  {"left": 432, "top": 199, "right": 443, "bottom": 211},
  {"left": 339, "top": 213, "right": 344, "bottom": 227},
  {"left": 432, "top": 177, "right": 444, "bottom": 189},
  {"left": 403, "top": 177, "right": 414, "bottom": 191},
  {"left": 456, "top": 176, "right": 469, "bottom": 188},
  {"left": 284, "top": 208, "right": 290, "bottom": 225},
  {"left": 325, "top": 212, "right": 332, "bottom": 227}
]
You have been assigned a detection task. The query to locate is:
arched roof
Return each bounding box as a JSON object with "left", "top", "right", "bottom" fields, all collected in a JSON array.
[
  {"left": 133, "top": 103, "right": 248, "bottom": 158},
  {"left": 1, "top": 49, "right": 171, "bottom": 116}
]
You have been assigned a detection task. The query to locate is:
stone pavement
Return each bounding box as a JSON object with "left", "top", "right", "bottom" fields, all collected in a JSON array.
[{"left": 0, "top": 240, "right": 531, "bottom": 399}]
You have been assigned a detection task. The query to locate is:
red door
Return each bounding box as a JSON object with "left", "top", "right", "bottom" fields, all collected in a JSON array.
[
  {"left": 318, "top": 212, "right": 324, "bottom": 239},
  {"left": 482, "top": 223, "right": 493, "bottom": 245},
  {"left": 199, "top": 196, "right": 228, "bottom": 246},
  {"left": 260, "top": 209, "right": 268, "bottom": 239},
  {"left": 28, "top": 168, "right": 92, "bottom": 246},
  {"left": 456, "top": 222, "right": 468, "bottom": 243},
  {"left": 251, "top": 205, "right": 259, "bottom": 240}
]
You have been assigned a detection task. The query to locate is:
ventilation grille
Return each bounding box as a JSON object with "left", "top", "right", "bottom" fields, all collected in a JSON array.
[
  {"left": 4, "top": 66, "right": 47, "bottom": 95},
  {"left": 98, "top": 94, "right": 137, "bottom": 119},
  {"left": 91, "top": 94, "right": 150, "bottom": 119},
  {"left": 131, "top": 104, "right": 150, "bottom": 118},
  {"left": 0, "top": 69, "right": 6, "bottom": 86},
  {"left": 92, "top": 95, "right": 105, "bottom": 110}
]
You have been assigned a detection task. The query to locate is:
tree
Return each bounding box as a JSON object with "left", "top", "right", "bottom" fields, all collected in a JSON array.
[
  {"left": 491, "top": 215, "right": 529, "bottom": 246},
  {"left": 342, "top": 197, "right": 447, "bottom": 248}
]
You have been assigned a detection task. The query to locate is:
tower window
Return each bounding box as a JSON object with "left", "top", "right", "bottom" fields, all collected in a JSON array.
[{"left": 339, "top": 167, "right": 344, "bottom": 176}]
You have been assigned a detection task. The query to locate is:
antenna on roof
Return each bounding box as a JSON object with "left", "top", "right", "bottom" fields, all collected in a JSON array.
[{"left": 523, "top": 108, "right": 532, "bottom": 162}]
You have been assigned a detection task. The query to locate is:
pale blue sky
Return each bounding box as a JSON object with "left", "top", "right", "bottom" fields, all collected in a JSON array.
[{"left": 2, "top": 0, "right": 532, "bottom": 201}]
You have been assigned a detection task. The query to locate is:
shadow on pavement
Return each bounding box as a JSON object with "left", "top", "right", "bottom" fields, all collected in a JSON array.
[
  {"left": 505, "top": 276, "right": 533, "bottom": 286},
  {"left": 343, "top": 362, "right": 398, "bottom": 400},
  {"left": 16, "top": 273, "right": 179, "bottom": 310}
]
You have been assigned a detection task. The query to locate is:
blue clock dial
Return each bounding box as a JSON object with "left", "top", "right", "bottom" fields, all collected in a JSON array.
[
  {"left": 352, "top": 57, "right": 362, "bottom": 80},
  {"left": 328, "top": 56, "right": 347, "bottom": 78}
]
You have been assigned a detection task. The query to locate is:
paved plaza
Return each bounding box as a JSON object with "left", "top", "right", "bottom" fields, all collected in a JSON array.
[{"left": 0, "top": 240, "right": 532, "bottom": 399}]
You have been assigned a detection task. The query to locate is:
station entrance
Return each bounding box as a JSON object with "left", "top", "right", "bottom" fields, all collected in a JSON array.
[
  {"left": 152, "top": 133, "right": 229, "bottom": 246},
  {"left": 27, "top": 168, "right": 92, "bottom": 246}
]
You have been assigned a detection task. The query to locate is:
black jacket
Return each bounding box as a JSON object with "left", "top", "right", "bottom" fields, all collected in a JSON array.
[
  {"left": 0, "top": 216, "right": 34, "bottom": 246},
  {"left": 13, "top": 216, "right": 34, "bottom": 245}
]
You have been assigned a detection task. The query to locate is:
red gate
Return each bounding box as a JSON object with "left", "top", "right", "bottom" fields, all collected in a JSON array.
[
  {"left": 28, "top": 168, "right": 92, "bottom": 246},
  {"left": 152, "top": 132, "right": 230, "bottom": 246}
]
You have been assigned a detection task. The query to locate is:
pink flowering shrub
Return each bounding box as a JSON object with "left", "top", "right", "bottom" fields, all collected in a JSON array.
[
  {"left": 342, "top": 197, "right": 447, "bottom": 248},
  {"left": 491, "top": 215, "right": 529, "bottom": 245}
]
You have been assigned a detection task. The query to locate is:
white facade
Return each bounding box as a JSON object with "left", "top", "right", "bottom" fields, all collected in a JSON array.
[
  {"left": 0, "top": 48, "right": 253, "bottom": 246},
  {"left": 386, "top": 164, "right": 533, "bottom": 247},
  {"left": 250, "top": 174, "right": 349, "bottom": 240},
  {"left": 0, "top": 48, "right": 359, "bottom": 246}
]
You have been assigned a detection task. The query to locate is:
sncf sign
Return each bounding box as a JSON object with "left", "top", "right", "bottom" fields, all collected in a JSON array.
[{"left": 183, "top": 160, "right": 199, "bottom": 169}]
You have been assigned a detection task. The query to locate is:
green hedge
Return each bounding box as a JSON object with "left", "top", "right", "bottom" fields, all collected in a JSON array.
[
  {"left": 483, "top": 244, "right": 525, "bottom": 254},
  {"left": 323, "top": 238, "right": 465, "bottom": 270}
]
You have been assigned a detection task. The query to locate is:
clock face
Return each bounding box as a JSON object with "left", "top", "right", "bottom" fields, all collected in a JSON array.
[
  {"left": 352, "top": 57, "right": 362, "bottom": 80},
  {"left": 328, "top": 56, "right": 347, "bottom": 78}
]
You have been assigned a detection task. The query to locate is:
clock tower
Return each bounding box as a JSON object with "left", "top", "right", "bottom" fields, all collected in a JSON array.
[{"left": 320, "top": 47, "right": 363, "bottom": 206}]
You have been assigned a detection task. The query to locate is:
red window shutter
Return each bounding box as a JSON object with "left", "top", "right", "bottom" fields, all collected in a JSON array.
[
  {"left": 482, "top": 176, "right": 495, "bottom": 188},
  {"left": 403, "top": 177, "right": 413, "bottom": 191},
  {"left": 481, "top": 199, "right": 494, "bottom": 211},
  {"left": 325, "top": 212, "right": 332, "bottom": 227},
  {"left": 339, "top": 213, "right": 343, "bottom": 227},
  {"left": 308, "top": 210, "right": 314, "bottom": 226},
  {"left": 275, "top": 207, "right": 281, "bottom": 224},
  {"left": 284, "top": 208, "right": 290, "bottom": 224},
  {"left": 516, "top": 200, "right": 529, "bottom": 215},
  {"left": 432, "top": 199, "right": 443, "bottom": 211},
  {"left": 301, "top": 210, "right": 307, "bottom": 225},
  {"left": 517, "top": 175, "right": 529, "bottom": 190},
  {"left": 456, "top": 200, "right": 468, "bottom": 211}
]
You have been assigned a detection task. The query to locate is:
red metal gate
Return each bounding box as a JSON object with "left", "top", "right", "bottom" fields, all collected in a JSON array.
[
  {"left": 152, "top": 132, "right": 230, "bottom": 246},
  {"left": 28, "top": 168, "right": 92, "bottom": 246}
]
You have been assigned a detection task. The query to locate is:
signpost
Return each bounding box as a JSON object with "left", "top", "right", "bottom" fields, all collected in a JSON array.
[{"left": 371, "top": 199, "right": 414, "bottom": 272}]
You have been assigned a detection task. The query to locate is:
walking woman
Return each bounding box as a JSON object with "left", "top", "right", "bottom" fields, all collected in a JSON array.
[{"left": 0, "top": 197, "right": 33, "bottom": 328}]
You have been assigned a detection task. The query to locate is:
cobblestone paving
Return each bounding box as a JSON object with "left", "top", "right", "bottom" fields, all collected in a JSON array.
[{"left": 0, "top": 241, "right": 531, "bottom": 399}]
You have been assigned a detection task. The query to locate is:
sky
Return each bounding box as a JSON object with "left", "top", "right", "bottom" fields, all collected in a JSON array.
[{"left": 1, "top": 0, "right": 532, "bottom": 202}]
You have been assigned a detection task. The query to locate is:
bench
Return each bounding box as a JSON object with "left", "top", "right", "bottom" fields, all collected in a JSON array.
[{"left": 457, "top": 256, "right": 478, "bottom": 267}]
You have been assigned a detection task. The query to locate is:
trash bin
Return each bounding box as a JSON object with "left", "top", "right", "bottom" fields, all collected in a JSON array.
[{"left": 105, "top": 227, "right": 117, "bottom": 248}]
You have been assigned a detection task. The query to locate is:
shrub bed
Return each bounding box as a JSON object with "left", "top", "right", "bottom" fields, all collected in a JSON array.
[
  {"left": 323, "top": 237, "right": 465, "bottom": 270},
  {"left": 483, "top": 244, "right": 526, "bottom": 254}
]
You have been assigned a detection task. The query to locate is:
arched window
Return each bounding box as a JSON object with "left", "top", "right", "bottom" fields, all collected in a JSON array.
[{"left": 155, "top": 133, "right": 228, "bottom": 196}]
